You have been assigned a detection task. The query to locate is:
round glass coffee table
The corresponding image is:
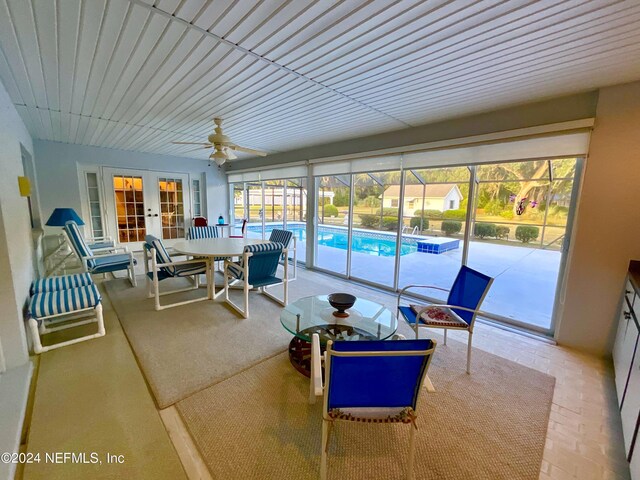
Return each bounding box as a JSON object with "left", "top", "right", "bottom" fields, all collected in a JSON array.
[{"left": 280, "top": 295, "right": 398, "bottom": 376}]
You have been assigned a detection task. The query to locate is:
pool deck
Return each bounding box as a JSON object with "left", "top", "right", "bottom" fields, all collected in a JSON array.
[{"left": 247, "top": 224, "right": 561, "bottom": 330}]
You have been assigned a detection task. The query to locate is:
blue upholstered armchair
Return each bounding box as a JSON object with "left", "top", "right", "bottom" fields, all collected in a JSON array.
[
  {"left": 309, "top": 334, "right": 437, "bottom": 480},
  {"left": 223, "top": 242, "right": 288, "bottom": 318},
  {"left": 63, "top": 220, "right": 137, "bottom": 286},
  {"left": 397, "top": 265, "right": 493, "bottom": 374}
]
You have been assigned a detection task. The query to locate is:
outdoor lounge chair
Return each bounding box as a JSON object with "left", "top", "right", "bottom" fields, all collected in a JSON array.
[
  {"left": 28, "top": 274, "right": 105, "bottom": 354},
  {"left": 397, "top": 265, "right": 493, "bottom": 374},
  {"left": 268, "top": 228, "right": 297, "bottom": 280},
  {"left": 143, "top": 235, "right": 212, "bottom": 310},
  {"left": 309, "top": 334, "right": 436, "bottom": 480},
  {"left": 223, "top": 241, "right": 288, "bottom": 318},
  {"left": 63, "top": 220, "right": 137, "bottom": 286}
]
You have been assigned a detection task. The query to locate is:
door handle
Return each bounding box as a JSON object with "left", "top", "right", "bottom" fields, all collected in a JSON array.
[
  {"left": 625, "top": 311, "right": 631, "bottom": 320},
  {"left": 154, "top": 213, "right": 159, "bottom": 217}
]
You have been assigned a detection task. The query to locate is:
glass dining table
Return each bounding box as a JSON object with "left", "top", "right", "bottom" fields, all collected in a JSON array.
[{"left": 280, "top": 294, "right": 398, "bottom": 376}]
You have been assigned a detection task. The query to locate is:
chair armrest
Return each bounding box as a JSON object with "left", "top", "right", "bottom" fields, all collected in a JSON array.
[
  {"left": 310, "top": 333, "right": 323, "bottom": 403},
  {"left": 155, "top": 258, "right": 211, "bottom": 268},
  {"left": 397, "top": 284, "right": 450, "bottom": 310}
]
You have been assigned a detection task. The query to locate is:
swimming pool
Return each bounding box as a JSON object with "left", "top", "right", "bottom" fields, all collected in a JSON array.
[{"left": 247, "top": 223, "right": 418, "bottom": 257}]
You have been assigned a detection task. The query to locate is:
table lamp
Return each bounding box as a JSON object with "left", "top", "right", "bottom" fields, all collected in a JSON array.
[{"left": 45, "top": 208, "right": 84, "bottom": 227}]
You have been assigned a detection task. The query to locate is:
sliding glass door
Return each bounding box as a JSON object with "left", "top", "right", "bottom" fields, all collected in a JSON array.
[{"left": 308, "top": 156, "right": 581, "bottom": 333}]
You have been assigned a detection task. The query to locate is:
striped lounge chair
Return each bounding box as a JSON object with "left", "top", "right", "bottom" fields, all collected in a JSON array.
[
  {"left": 223, "top": 242, "right": 288, "bottom": 318},
  {"left": 63, "top": 220, "right": 137, "bottom": 286},
  {"left": 309, "top": 334, "right": 437, "bottom": 480},
  {"left": 143, "top": 235, "right": 212, "bottom": 310},
  {"left": 268, "top": 228, "right": 297, "bottom": 281},
  {"left": 27, "top": 275, "right": 104, "bottom": 354}
]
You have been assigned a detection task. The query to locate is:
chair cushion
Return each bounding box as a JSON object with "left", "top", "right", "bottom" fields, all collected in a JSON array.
[
  {"left": 268, "top": 229, "right": 293, "bottom": 247},
  {"left": 30, "top": 283, "right": 101, "bottom": 318},
  {"left": 187, "top": 226, "right": 218, "bottom": 240},
  {"left": 400, "top": 305, "right": 468, "bottom": 329},
  {"left": 64, "top": 221, "right": 93, "bottom": 258},
  {"left": 88, "top": 240, "right": 115, "bottom": 250},
  {"left": 226, "top": 261, "right": 244, "bottom": 280},
  {"left": 145, "top": 235, "right": 175, "bottom": 275},
  {"left": 31, "top": 273, "right": 93, "bottom": 294},
  {"left": 173, "top": 261, "right": 208, "bottom": 277},
  {"left": 89, "top": 254, "right": 137, "bottom": 274}
]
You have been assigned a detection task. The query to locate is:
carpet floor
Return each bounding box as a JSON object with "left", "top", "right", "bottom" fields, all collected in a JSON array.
[
  {"left": 176, "top": 336, "right": 555, "bottom": 479},
  {"left": 104, "top": 272, "right": 356, "bottom": 408}
]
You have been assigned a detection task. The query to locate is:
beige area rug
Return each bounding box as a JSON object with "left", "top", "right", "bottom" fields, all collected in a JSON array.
[
  {"left": 176, "top": 338, "right": 555, "bottom": 480},
  {"left": 103, "top": 272, "right": 354, "bottom": 408}
]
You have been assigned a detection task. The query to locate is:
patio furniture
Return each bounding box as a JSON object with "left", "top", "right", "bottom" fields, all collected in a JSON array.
[
  {"left": 193, "top": 216, "right": 208, "bottom": 226},
  {"left": 63, "top": 220, "right": 137, "bottom": 286},
  {"left": 27, "top": 278, "right": 104, "bottom": 354},
  {"left": 280, "top": 295, "right": 398, "bottom": 376},
  {"left": 268, "top": 228, "right": 297, "bottom": 280},
  {"left": 397, "top": 265, "right": 493, "bottom": 374},
  {"left": 143, "top": 235, "right": 212, "bottom": 310},
  {"left": 223, "top": 241, "right": 288, "bottom": 318},
  {"left": 229, "top": 218, "right": 248, "bottom": 238},
  {"left": 172, "top": 237, "right": 270, "bottom": 298},
  {"left": 44, "top": 208, "right": 116, "bottom": 274},
  {"left": 309, "top": 333, "right": 436, "bottom": 480},
  {"left": 187, "top": 225, "right": 219, "bottom": 239},
  {"left": 30, "top": 272, "right": 93, "bottom": 294}
]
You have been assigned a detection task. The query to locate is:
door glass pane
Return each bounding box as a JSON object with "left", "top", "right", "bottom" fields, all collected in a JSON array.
[
  {"left": 159, "top": 177, "right": 185, "bottom": 239},
  {"left": 398, "top": 167, "right": 470, "bottom": 301},
  {"left": 263, "top": 180, "right": 285, "bottom": 224},
  {"left": 86, "top": 172, "right": 104, "bottom": 238},
  {"left": 247, "top": 183, "right": 263, "bottom": 237},
  {"left": 350, "top": 171, "right": 401, "bottom": 287},
  {"left": 113, "top": 175, "right": 145, "bottom": 243},
  {"left": 467, "top": 158, "right": 577, "bottom": 329},
  {"left": 315, "top": 175, "right": 350, "bottom": 275},
  {"left": 284, "top": 178, "right": 307, "bottom": 264}
]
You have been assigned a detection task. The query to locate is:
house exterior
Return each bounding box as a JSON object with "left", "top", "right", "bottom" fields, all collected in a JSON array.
[{"left": 382, "top": 184, "right": 463, "bottom": 215}]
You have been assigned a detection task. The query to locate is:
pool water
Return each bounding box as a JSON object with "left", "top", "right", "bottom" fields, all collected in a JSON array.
[{"left": 247, "top": 224, "right": 417, "bottom": 257}]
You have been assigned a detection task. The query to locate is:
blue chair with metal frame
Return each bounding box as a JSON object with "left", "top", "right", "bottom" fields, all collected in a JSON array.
[
  {"left": 309, "top": 334, "right": 437, "bottom": 480},
  {"left": 397, "top": 265, "right": 493, "bottom": 374},
  {"left": 187, "top": 225, "right": 219, "bottom": 240},
  {"left": 223, "top": 242, "right": 288, "bottom": 318},
  {"left": 268, "top": 228, "right": 297, "bottom": 280},
  {"left": 63, "top": 220, "right": 137, "bottom": 286}
]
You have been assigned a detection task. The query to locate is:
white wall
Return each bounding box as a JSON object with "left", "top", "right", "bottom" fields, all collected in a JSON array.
[
  {"left": 0, "top": 79, "right": 35, "bottom": 371},
  {"left": 556, "top": 81, "right": 640, "bottom": 356},
  {"left": 33, "top": 140, "right": 227, "bottom": 237}
]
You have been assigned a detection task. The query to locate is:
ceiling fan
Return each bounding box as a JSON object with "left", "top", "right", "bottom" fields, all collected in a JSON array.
[{"left": 171, "top": 117, "right": 267, "bottom": 166}]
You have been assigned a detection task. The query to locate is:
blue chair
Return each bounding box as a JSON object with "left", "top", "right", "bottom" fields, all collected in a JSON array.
[
  {"left": 397, "top": 265, "right": 493, "bottom": 374},
  {"left": 223, "top": 242, "right": 288, "bottom": 318},
  {"left": 309, "top": 334, "right": 436, "bottom": 480},
  {"left": 143, "top": 235, "right": 212, "bottom": 310},
  {"left": 63, "top": 221, "right": 137, "bottom": 286},
  {"left": 268, "top": 229, "right": 297, "bottom": 280}
]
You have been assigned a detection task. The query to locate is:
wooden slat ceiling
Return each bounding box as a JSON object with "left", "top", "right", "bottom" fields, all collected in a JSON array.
[{"left": 1, "top": 0, "right": 640, "bottom": 162}]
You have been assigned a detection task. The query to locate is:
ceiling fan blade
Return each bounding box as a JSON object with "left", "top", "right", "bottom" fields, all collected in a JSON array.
[
  {"left": 171, "top": 141, "right": 212, "bottom": 146},
  {"left": 228, "top": 144, "right": 267, "bottom": 156},
  {"left": 183, "top": 146, "right": 213, "bottom": 153}
]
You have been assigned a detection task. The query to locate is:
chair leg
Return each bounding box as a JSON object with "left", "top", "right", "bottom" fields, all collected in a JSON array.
[
  {"left": 28, "top": 318, "right": 44, "bottom": 354},
  {"left": 320, "top": 419, "right": 329, "bottom": 480},
  {"left": 444, "top": 329, "right": 447, "bottom": 346},
  {"left": 407, "top": 425, "right": 416, "bottom": 480},
  {"left": 467, "top": 331, "right": 473, "bottom": 374},
  {"left": 96, "top": 303, "right": 105, "bottom": 336}
]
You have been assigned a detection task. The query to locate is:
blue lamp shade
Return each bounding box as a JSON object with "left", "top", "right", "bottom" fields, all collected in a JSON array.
[{"left": 45, "top": 208, "right": 85, "bottom": 227}]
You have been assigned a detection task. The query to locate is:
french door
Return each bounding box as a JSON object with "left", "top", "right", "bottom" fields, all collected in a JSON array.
[{"left": 103, "top": 168, "right": 192, "bottom": 249}]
